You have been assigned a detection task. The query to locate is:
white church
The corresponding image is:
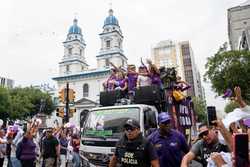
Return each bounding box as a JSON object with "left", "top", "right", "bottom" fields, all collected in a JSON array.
[{"left": 52, "top": 9, "right": 127, "bottom": 125}]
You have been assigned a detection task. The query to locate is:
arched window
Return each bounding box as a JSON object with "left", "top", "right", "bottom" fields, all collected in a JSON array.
[{"left": 83, "top": 84, "right": 89, "bottom": 97}]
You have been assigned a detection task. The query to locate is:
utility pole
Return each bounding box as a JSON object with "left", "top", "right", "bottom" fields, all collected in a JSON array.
[{"left": 64, "top": 82, "right": 69, "bottom": 123}]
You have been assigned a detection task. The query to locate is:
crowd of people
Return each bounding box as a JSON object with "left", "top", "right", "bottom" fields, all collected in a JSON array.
[
  {"left": 0, "top": 120, "right": 81, "bottom": 167},
  {"left": 102, "top": 60, "right": 190, "bottom": 102},
  {"left": 0, "top": 59, "right": 249, "bottom": 167},
  {"left": 109, "top": 86, "right": 250, "bottom": 167}
]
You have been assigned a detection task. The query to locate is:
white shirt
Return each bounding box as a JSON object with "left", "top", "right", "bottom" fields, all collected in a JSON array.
[
  {"left": 0, "top": 138, "right": 6, "bottom": 158},
  {"left": 241, "top": 105, "right": 250, "bottom": 114},
  {"left": 137, "top": 75, "right": 151, "bottom": 87}
]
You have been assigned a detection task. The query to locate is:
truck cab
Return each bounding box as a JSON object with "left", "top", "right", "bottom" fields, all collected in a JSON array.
[{"left": 80, "top": 104, "right": 158, "bottom": 167}]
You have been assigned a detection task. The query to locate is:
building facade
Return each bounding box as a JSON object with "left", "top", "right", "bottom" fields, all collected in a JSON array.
[
  {"left": 53, "top": 9, "right": 126, "bottom": 103},
  {"left": 97, "top": 9, "right": 127, "bottom": 68},
  {"left": 179, "top": 41, "right": 203, "bottom": 98},
  {"left": 52, "top": 9, "right": 127, "bottom": 125},
  {"left": 151, "top": 40, "right": 203, "bottom": 98},
  {"left": 151, "top": 40, "right": 185, "bottom": 79},
  {"left": 0, "top": 76, "right": 14, "bottom": 88},
  {"left": 228, "top": 0, "right": 250, "bottom": 50}
]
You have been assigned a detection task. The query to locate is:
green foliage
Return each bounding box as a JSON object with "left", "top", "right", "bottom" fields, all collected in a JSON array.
[
  {"left": 0, "top": 87, "right": 11, "bottom": 120},
  {"left": 192, "top": 96, "right": 207, "bottom": 122},
  {"left": 0, "top": 86, "right": 55, "bottom": 120},
  {"left": 224, "top": 101, "right": 239, "bottom": 113},
  {"left": 204, "top": 50, "right": 250, "bottom": 102}
]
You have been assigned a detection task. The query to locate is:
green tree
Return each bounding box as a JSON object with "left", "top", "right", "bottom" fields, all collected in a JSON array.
[
  {"left": 8, "top": 87, "right": 55, "bottom": 120},
  {"left": 192, "top": 96, "right": 207, "bottom": 122},
  {"left": 224, "top": 101, "right": 239, "bottom": 113},
  {"left": 204, "top": 50, "right": 250, "bottom": 102},
  {"left": 0, "top": 87, "right": 11, "bottom": 121}
]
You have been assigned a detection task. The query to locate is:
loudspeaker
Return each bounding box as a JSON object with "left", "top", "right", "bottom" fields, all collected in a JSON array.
[
  {"left": 134, "top": 86, "right": 162, "bottom": 105},
  {"left": 100, "top": 90, "right": 122, "bottom": 106}
]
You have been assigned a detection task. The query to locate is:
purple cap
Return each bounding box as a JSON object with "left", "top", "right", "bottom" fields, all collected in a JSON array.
[
  {"left": 158, "top": 112, "right": 171, "bottom": 124},
  {"left": 243, "top": 118, "right": 250, "bottom": 127},
  {"left": 222, "top": 89, "right": 232, "bottom": 98},
  {"left": 12, "top": 125, "right": 19, "bottom": 132}
]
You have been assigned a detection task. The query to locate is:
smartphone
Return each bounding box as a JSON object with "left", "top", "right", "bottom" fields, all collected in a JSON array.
[
  {"left": 233, "top": 133, "right": 249, "bottom": 167},
  {"left": 207, "top": 106, "right": 217, "bottom": 126}
]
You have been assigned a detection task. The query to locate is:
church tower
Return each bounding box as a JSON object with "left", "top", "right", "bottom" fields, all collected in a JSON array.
[
  {"left": 59, "top": 18, "right": 88, "bottom": 76},
  {"left": 96, "top": 9, "right": 127, "bottom": 68}
]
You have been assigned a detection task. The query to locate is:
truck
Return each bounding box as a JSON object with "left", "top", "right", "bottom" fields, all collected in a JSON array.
[
  {"left": 79, "top": 67, "right": 196, "bottom": 166},
  {"left": 79, "top": 104, "right": 159, "bottom": 167},
  {"left": 79, "top": 96, "right": 195, "bottom": 166}
]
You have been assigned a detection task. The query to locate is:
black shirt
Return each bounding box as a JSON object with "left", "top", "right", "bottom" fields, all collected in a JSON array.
[
  {"left": 115, "top": 133, "right": 158, "bottom": 167},
  {"left": 42, "top": 136, "right": 59, "bottom": 158}
]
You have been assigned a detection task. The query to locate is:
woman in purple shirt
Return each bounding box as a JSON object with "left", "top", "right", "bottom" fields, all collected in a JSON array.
[
  {"left": 148, "top": 63, "right": 162, "bottom": 88},
  {"left": 127, "top": 65, "right": 138, "bottom": 93},
  {"left": 103, "top": 68, "right": 117, "bottom": 91},
  {"left": 115, "top": 71, "right": 128, "bottom": 92},
  {"left": 16, "top": 131, "right": 37, "bottom": 167}
]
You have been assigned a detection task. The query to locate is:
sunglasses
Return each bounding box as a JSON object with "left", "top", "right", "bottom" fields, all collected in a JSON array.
[
  {"left": 160, "top": 120, "right": 171, "bottom": 125},
  {"left": 125, "top": 126, "right": 136, "bottom": 131},
  {"left": 199, "top": 130, "right": 209, "bottom": 138}
]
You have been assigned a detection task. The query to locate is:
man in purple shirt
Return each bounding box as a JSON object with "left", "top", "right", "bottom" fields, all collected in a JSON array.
[{"left": 148, "top": 112, "right": 189, "bottom": 167}]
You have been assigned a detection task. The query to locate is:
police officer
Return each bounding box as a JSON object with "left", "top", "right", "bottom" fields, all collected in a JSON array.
[{"left": 109, "top": 119, "right": 159, "bottom": 167}]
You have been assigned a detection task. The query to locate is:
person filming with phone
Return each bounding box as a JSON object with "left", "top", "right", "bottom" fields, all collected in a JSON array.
[{"left": 181, "top": 123, "right": 229, "bottom": 167}]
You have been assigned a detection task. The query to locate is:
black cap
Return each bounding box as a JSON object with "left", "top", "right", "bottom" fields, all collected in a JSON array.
[{"left": 124, "top": 119, "right": 140, "bottom": 128}]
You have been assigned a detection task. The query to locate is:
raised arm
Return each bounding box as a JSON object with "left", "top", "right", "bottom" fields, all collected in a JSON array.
[
  {"left": 109, "top": 62, "right": 119, "bottom": 72},
  {"left": 234, "top": 86, "right": 247, "bottom": 108},
  {"left": 213, "top": 120, "right": 232, "bottom": 151}
]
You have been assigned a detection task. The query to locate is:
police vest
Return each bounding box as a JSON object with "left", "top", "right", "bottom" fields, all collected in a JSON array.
[{"left": 116, "top": 135, "right": 150, "bottom": 167}]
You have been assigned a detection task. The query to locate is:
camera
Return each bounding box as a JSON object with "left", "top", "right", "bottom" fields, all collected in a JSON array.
[{"left": 159, "top": 67, "right": 177, "bottom": 89}]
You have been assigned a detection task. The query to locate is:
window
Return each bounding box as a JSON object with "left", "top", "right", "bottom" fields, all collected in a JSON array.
[
  {"left": 83, "top": 84, "right": 89, "bottom": 97},
  {"left": 183, "top": 59, "right": 192, "bottom": 66},
  {"left": 144, "top": 107, "right": 157, "bottom": 136},
  {"left": 80, "top": 49, "right": 82, "bottom": 56},
  {"left": 105, "top": 59, "right": 110, "bottom": 67},
  {"left": 66, "top": 65, "right": 70, "bottom": 72},
  {"left": 68, "top": 48, "right": 72, "bottom": 55},
  {"left": 80, "top": 109, "right": 89, "bottom": 128},
  {"left": 122, "top": 59, "right": 124, "bottom": 67},
  {"left": 106, "top": 40, "right": 111, "bottom": 48}
]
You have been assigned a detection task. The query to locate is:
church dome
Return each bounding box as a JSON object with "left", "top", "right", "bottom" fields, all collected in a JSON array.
[
  {"left": 68, "top": 19, "right": 82, "bottom": 35},
  {"left": 104, "top": 9, "right": 119, "bottom": 27}
]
